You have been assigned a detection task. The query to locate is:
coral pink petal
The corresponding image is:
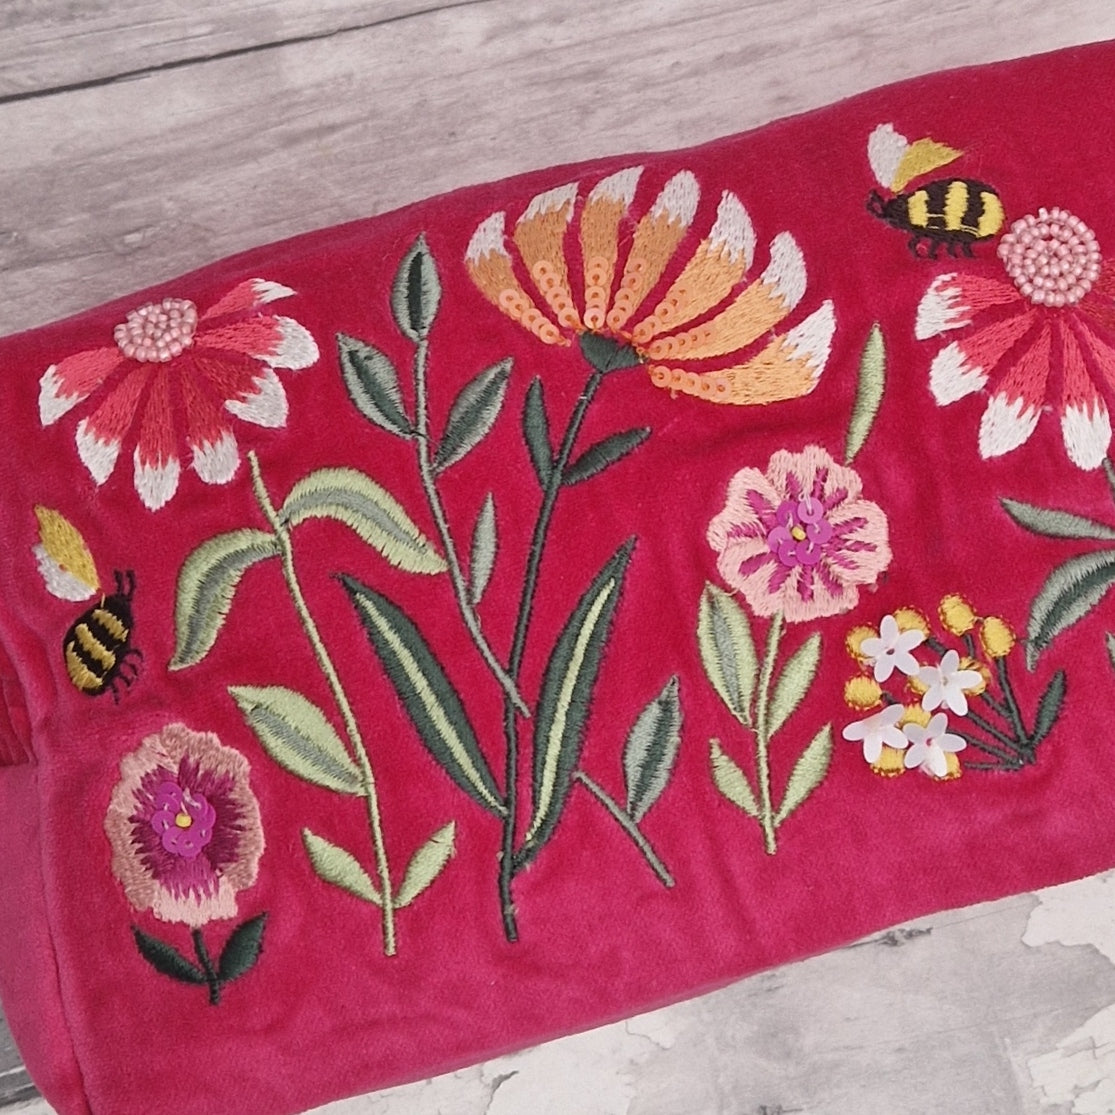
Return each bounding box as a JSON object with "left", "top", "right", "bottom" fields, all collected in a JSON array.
[
  {"left": 978, "top": 324, "right": 1051, "bottom": 458},
  {"left": 197, "top": 317, "right": 282, "bottom": 359},
  {"left": 74, "top": 366, "right": 148, "bottom": 484},
  {"left": 134, "top": 370, "right": 181, "bottom": 510},
  {"left": 180, "top": 368, "right": 239, "bottom": 484},
  {"left": 915, "top": 273, "right": 1018, "bottom": 340},
  {"left": 929, "top": 309, "right": 1035, "bottom": 406},
  {"left": 200, "top": 279, "right": 295, "bottom": 322},
  {"left": 39, "top": 347, "right": 123, "bottom": 425},
  {"left": 1076, "top": 318, "right": 1115, "bottom": 393},
  {"left": 1060, "top": 327, "right": 1111, "bottom": 469}
]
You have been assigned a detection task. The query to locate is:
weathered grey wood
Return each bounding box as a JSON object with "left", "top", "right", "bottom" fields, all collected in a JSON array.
[
  {"left": 3, "top": 0, "right": 1115, "bottom": 338},
  {"left": 0, "top": 1016, "right": 36, "bottom": 1108}
]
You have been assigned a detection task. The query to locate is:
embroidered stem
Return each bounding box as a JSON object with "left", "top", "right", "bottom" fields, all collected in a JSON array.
[
  {"left": 248, "top": 451, "right": 397, "bottom": 957},
  {"left": 499, "top": 365, "right": 609, "bottom": 941},
  {"left": 573, "top": 771, "right": 675, "bottom": 888},
  {"left": 962, "top": 705, "right": 1022, "bottom": 751},
  {"left": 412, "top": 338, "right": 530, "bottom": 718},
  {"left": 192, "top": 929, "right": 221, "bottom": 1006},
  {"left": 754, "top": 611, "right": 784, "bottom": 855},
  {"left": 948, "top": 724, "right": 1022, "bottom": 768},
  {"left": 993, "top": 656, "right": 1028, "bottom": 743}
]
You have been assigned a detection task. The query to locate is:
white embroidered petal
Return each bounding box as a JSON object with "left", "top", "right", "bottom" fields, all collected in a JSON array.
[
  {"left": 32, "top": 544, "right": 95, "bottom": 601},
  {"left": 650, "top": 171, "right": 700, "bottom": 226},
  {"left": 915, "top": 274, "right": 971, "bottom": 340},
  {"left": 1062, "top": 400, "right": 1111, "bottom": 471},
  {"left": 929, "top": 341, "right": 988, "bottom": 404},
  {"left": 520, "top": 182, "right": 578, "bottom": 222},
  {"left": 708, "top": 191, "right": 756, "bottom": 270},
  {"left": 192, "top": 430, "right": 239, "bottom": 485},
  {"left": 586, "top": 166, "right": 643, "bottom": 207},
  {"left": 39, "top": 366, "right": 85, "bottom": 425},
  {"left": 134, "top": 450, "right": 181, "bottom": 512},
  {"left": 867, "top": 123, "right": 909, "bottom": 191},
  {"left": 262, "top": 316, "right": 318, "bottom": 370},
  {"left": 75, "top": 418, "right": 121, "bottom": 484},
  {"left": 779, "top": 300, "right": 835, "bottom": 391},
  {"left": 760, "top": 232, "right": 807, "bottom": 312},
  {"left": 466, "top": 212, "right": 508, "bottom": 264},
  {"left": 979, "top": 393, "right": 1041, "bottom": 458},
  {"left": 226, "top": 367, "right": 289, "bottom": 428},
  {"left": 252, "top": 280, "right": 296, "bottom": 304}
]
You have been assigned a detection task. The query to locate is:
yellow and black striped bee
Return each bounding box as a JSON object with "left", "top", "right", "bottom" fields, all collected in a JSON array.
[
  {"left": 866, "top": 123, "right": 1004, "bottom": 259},
  {"left": 33, "top": 506, "right": 142, "bottom": 699}
]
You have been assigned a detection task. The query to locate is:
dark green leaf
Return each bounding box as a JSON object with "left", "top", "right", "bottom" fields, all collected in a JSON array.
[
  {"left": 1000, "top": 498, "right": 1115, "bottom": 541},
  {"left": 337, "top": 333, "right": 412, "bottom": 437},
  {"left": 623, "top": 676, "right": 683, "bottom": 823},
  {"left": 774, "top": 724, "right": 833, "bottom": 826},
  {"left": 469, "top": 493, "right": 498, "bottom": 606},
  {"left": 1107, "top": 632, "right": 1115, "bottom": 672},
  {"left": 1027, "top": 550, "right": 1115, "bottom": 668},
  {"left": 217, "top": 914, "right": 268, "bottom": 983},
  {"left": 279, "top": 467, "right": 446, "bottom": 575},
  {"left": 302, "top": 829, "right": 381, "bottom": 905},
  {"left": 520, "top": 539, "right": 634, "bottom": 863},
  {"left": 579, "top": 332, "right": 642, "bottom": 373},
  {"left": 709, "top": 739, "right": 759, "bottom": 819},
  {"left": 391, "top": 234, "right": 441, "bottom": 342},
  {"left": 522, "top": 377, "right": 553, "bottom": 487},
  {"left": 132, "top": 928, "right": 205, "bottom": 985},
  {"left": 563, "top": 428, "right": 650, "bottom": 486},
  {"left": 1030, "top": 670, "right": 1066, "bottom": 746},
  {"left": 845, "top": 323, "right": 885, "bottom": 465},
  {"left": 170, "top": 528, "right": 278, "bottom": 670},
  {"left": 395, "top": 821, "right": 456, "bottom": 908},
  {"left": 433, "top": 359, "right": 512, "bottom": 473},
  {"left": 229, "top": 685, "right": 363, "bottom": 795},
  {"left": 697, "top": 583, "right": 757, "bottom": 726},
  {"left": 340, "top": 575, "right": 505, "bottom": 816},
  {"left": 768, "top": 631, "right": 822, "bottom": 739}
]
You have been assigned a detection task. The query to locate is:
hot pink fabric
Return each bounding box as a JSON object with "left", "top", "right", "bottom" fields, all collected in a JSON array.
[{"left": 2, "top": 38, "right": 1115, "bottom": 1115}]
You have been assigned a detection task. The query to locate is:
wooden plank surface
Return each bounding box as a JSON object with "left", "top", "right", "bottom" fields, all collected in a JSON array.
[{"left": 4, "top": 2, "right": 1115, "bottom": 1112}]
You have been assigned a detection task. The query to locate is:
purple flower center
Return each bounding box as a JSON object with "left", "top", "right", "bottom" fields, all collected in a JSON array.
[
  {"left": 150, "top": 780, "right": 217, "bottom": 860},
  {"left": 767, "top": 496, "right": 832, "bottom": 567}
]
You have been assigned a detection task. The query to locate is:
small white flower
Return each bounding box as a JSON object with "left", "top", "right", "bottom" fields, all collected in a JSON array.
[
  {"left": 917, "top": 649, "right": 983, "bottom": 714},
  {"left": 903, "top": 712, "right": 966, "bottom": 778},
  {"left": 841, "top": 704, "right": 907, "bottom": 763},
  {"left": 859, "top": 614, "right": 925, "bottom": 682}
]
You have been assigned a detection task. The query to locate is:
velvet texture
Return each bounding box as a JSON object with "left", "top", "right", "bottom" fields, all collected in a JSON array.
[{"left": 2, "top": 39, "right": 1115, "bottom": 1115}]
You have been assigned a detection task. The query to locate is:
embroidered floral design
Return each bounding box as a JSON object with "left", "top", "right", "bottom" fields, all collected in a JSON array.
[
  {"left": 706, "top": 445, "right": 891, "bottom": 623},
  {"left": 105, "top": 723, "right": 267, "bottom": 1003},
  {"left": 917, "top": 207, "right": 1115, "bottom": 469},
  {"left": 841, "top": 597, "right": 1065, "bottom": 776},
  {"left": 466, "top": 167, "right": 836, "bottom": 404},
  {"left": 39, "top": 280, "right": 319, "bottom": 510}
]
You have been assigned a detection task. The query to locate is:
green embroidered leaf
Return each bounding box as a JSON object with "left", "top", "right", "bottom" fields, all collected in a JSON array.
[
  {"left": 523, "top": 376, "right": 553, "bottom": 487},
  {"left": 563, "top": 428, "right": 651, "bottom": 486},
  {"left": 395, "top": 821, "right": 456, "bottom": 908},
  {"left": 709, "top": 739, "right": 759, "bottom": 819},
  {"left": 774, "top": 723, "right": 833, "bottom": 827},
  {"left": 170, "top": 528, "right": 279, "bottom": 670},
  {"left": 337, "top": 333, "right": 412, "bottom": 438},
  {"left": 302, "top": 829, "right": 382, "bottom": 905},
  {"left": 279, "top": 467, "right": 446, "bottom": 575},
  {"left": 217, "top": 914, "right": 268, "bottom": 983},
  {"left": 392, "top": 233, "right": 441, "bottom": 342},
  {"left": 132, "top": 928, "right": 206, "bottom": 985},
  {"left": 1107, "top": 632, "right": 1115, "bottom": 672},
  {"left": 229, "top": 685, "right": 362, "bottom": 795},
  {"left": 845, "top": 323, "right": 885, "bottom": 465},
  {"left": 768, "top": 631, "right": 822, "bottom": 739},
  {"left": 522, "top": 538, "right": 635, "bottom": 858},
  {"left": 579, "top": 332, "right": 642, "bottom": 373},
  {"left": 469, "top": 493, "right": 498, "bottom": 606},
  {"left": 1026, "top": 550, "right": 1115, "bottom": 668},
  {"left": 1031, "top": 670, "right": 1067, "bottom": 746},
  {"left": 433, "top": 359, "right": 512, "bottom": 473},
  {"left": 623, "top": 676, "right": 683, "bottom": 823},
  {"left": 1000, "top": 497, "right": 1115, "bottom": 541},
  {"left": 340, "top": 575, "right": 505, "bottom": 816},
  {"left": 697, "top": 584, "right": 758, "bottom": 726}
]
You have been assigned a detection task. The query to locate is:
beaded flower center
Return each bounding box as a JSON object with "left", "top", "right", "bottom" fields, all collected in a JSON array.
[
  {"left": 767, "top": 496, "right": 832, "bottom": 567},
  {"left": 114, "top": 297, "right": 199, "bottom": 363},
  {"left": 997, "top": 207, "right": 1101, "bottom": 307},
  {"left": 150, "top": 781, "right": 216, "bottom": 860}
]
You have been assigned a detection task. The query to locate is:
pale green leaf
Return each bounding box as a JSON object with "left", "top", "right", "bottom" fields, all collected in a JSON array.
[
  {"left": 279, "top": 467, "right": 446, "bottom": 575},
  {"left": 392, "top": 234, "right": 442, "bottom": 342},
  {"left": 1027, "top": 550, "right": 1115, "bottom": 668},
  {"left": 395, "top": 821, "right": 456, "bottom": 908},
  {"left": 170, "top": 528, "right": 278, "bottom": 669},
  {"left": 469, "top": 493, "right": 498, "bottom": 606},
  {"left": 697, "top": 584, "right": 757, "bottom": 726},
  {"left": 623, "top": 676, "right": 683, "bottom": 823},
  {"left": 774, "top": 723, "right": 833, "bottom": 826},
  {"left": 844, "top": 323, "right": 885, "bottom": 465},
  {"left": 768, "top": 631, "right": 822, "bottom": 739},
  {"left": 433, "top": 360, "right": 512, "bottom": 473},
  {"left": 302, "top": 829, "right": 381, "bottom": 905},
  {"left": 337, "top": 333, "right": 412, "bottom": 437},
  {"left": 229, "top": 684, "right": 362, "bottom": 795},
  {"left": 710, "top": 739, "right": 759, "bottom": 819},
  {"left": 1001, "top": 497, "right": 1115, "bottom": 541}
]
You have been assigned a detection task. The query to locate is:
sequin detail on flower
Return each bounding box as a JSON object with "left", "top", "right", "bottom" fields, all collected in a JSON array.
[{"left": 465, "top": 167, "right": 835, "bottom": 405}]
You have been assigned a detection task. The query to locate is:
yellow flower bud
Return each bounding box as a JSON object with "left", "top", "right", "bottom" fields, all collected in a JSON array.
[
  {"left": 930, "top": 751, "right": 963, "bottom": 781},
  {"left": 898, "top": 704, "right": 931, "bottom": 729},
  {"left": 906, "top": 672, "right": 928, "bottom": 698},
  {"left": 939, "top": 594, "right": 977, "bottom": 636},
  {"left": 980, "top": 616, "right": 1016, "bottom": 659},
  {"left": 845, "top": 675, "right": 883, "bottom": 710},
  {"left": 893, "top": 607, "right": 930, "bottom": 637},
  {"left": 845, "top": 625, "right": 876, "bottom": 661},
  {"left": 870, "top": 745, "right": 907, "bottom": 778}
]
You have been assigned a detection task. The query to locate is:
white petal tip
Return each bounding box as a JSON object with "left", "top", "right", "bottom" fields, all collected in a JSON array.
[
  {"left": 134, "top": 452, "right": 181, "bottom": 511},
  {"left": 192, "top": 430, "right": 240, "bottom": 484},
  {"left": 783, "top": 300, "right": 836, "bottom": 382},
  {"left": 1062, "top": 402, "right": 1112, "bottom": 470},
  {"left": 226, "top": 368, "right": 289, "bottom": 428},
  {"left": 867, "top": 123, "right": 909, "bottom": 189},
  {"left": 929, "top": 342, "right": 987, "bottom": 405},
  {"left": 709, "top": 192, "right": 756, "bottom": 268},
  {"left": 265, "top": 317, "right": 319, "bottom": 370},
  {"left": 760, "top": 232, "right": 807, "bottom": 311},
  {"left": 652, "top": 171, "right": 700, "bottom": 226},
  {"left": 587, "top": 166, "right": 643, "bottom": 206},
  {"left": 979, "top": 394, "right": 1040, "bottom": 458},
  {"left": 39, "top": 366, "right": 81, "bottom": 425},
  {"left": 75, "top": 419, "right": 120, "bottom": 485},
  {"left": 251, "top": 280, "right": 296, "bottom": 303},
  {"left": 915, "top": 274, "right": 967, "bottom": 340},
  {"left": 520, "top": 182, "right": 578, "bottom": 223},
  {"left": 465, "top": 212, "right": 508, "bottom": 264}
]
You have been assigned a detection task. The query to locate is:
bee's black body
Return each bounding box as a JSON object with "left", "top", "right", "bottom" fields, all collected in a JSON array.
[
  {"left": 63, "top": 570, "right": 142, "bottom": 699},
  {"left": 868, "top": 177, "right": 1004, "bottom": 259}
]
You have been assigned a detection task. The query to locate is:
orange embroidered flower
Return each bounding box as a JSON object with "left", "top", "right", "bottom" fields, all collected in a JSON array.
[
  {"left": 39, "top": 280, "right": 318, "bottom": 510},
  {"left": 465, "top": 167, "right": 835, "bottom": 403}
]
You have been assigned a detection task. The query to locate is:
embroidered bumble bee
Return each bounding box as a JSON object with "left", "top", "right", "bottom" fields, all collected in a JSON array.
[
  {"left": 32, "top": 506, "right": 141, "bottom": 699},
  {"left": 866, "top": 123, "right": 1004, "bottom": 258}
]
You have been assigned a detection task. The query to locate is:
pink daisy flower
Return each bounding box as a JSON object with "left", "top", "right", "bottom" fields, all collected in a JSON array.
[
  {"left": 916, "top": 206, "right": 1115, "bottom": 469},
  {"left": 707, "top": 445, "right": 892, "bottom": 622},
  {"left": 39, "top": 279, "right": 319, "bottom": 509}
]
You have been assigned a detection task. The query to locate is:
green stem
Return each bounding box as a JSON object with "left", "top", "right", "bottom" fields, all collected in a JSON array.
[
  {"left": 574, "top": 771, "right": 675, "bottom": 888},
  {"left": 948, "top": 724, "right": 1022, "bottom": 767},
  {"left": 192, "top": 929, "right": 220, "bottom": 1006},
  {"left": 963, "top": 705, "right": 1023, "bottom": 751},
  {"left": 412, "top": 338, "right": 530, "bottom": 718},
  {"left": 249, "top": 451, "right": 397, "bottom": 957},
  {"left": 499, "top": 365, "right": 609, "bottom": 942},
  {"left": 994, "top": 655, "right": 1028, "bottom": 743},
  {"left": 754, "top": 611, "right": 784, "bottom": 855}
]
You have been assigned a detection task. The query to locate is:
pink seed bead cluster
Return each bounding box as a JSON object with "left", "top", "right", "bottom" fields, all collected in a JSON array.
[
  {"left": 997, "top": 207, "right": 1101, "bottom": 307},
  {"left": 114, "top": 297, "right": 199, "bottom": 363}
]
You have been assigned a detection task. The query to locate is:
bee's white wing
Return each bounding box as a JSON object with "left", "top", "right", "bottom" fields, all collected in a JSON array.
[
  {"left": 33, "top": 506, "right": 99, "bottom": 600},
  {"left": 868, "top": 123, "right": 909, "bottom": 190}
]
